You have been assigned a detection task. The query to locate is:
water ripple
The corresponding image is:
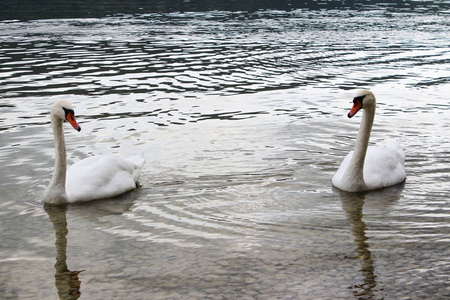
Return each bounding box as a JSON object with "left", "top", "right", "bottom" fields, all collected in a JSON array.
[
  {"left": 1, "top": 8, "right": 449, "bottom": 299},
  {"left": 1, "top": 10, "right": 449, "bottom": 99}
]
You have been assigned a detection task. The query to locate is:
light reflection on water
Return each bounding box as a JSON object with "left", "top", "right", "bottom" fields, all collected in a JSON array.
[{"left": 0, "top": 7, "right": 449, "bottom": 300}]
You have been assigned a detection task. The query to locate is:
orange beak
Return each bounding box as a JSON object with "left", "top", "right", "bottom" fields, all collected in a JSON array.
[
  {"left": 66, "top": 112, "right": 81, "bottom": 132},
  {"left": 348, "top": 100, "right": 362, "bottom": 118}
]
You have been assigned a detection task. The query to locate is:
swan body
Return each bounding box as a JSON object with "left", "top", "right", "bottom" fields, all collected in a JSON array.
[
  {"left": 332, "top": 90, "right": 406, "bottom": 192},
  {"left": 43, "top": 100, "right": 145, "bottom": 205}
]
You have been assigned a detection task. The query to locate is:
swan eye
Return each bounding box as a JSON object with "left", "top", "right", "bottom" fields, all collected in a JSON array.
[
  {"left": 353, "top": 95, "right": 365, "bottom": 106},
  {"left": 62, "top": 107, "right": 75, "bottom": 118}
]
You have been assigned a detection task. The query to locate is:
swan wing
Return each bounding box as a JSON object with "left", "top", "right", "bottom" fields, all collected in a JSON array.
[
  {"left": 66, "top": 155, "right": 145, "bottom": 203},
  {"left": 363, "top": 145, "right": 406, "bottom": 190},
  {"left": 332, "top": 142, "right": 405, "bottom": 192}
]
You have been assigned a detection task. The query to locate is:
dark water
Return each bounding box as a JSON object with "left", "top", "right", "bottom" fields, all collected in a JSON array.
[
  {"left": 1, "top": 3, "right": 450, "bottom": 300},
  {"left": 2, "top": 0, "right": 449, "bottom": 20}
]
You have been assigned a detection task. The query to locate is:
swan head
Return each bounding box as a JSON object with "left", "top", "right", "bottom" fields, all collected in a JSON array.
[
  {"left": 348, "top": 90, "right": 376, "bottom": 118},
  {"left": 52, "top": 100, "right": 81, "bottom": 132}
]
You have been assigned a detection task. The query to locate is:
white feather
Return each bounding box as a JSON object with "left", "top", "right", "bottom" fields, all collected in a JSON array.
[
  {"left": 332, "top": 90, "right": 406, "bottom": 192},
  {"left": 43, "top": 100, "right": 145, "bottom": 204}
]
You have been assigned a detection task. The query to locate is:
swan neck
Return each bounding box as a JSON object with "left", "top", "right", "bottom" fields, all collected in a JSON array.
[
  {"left": 348, "top": 106, "right": 375, "bottom": 180},
  {"left": 50, "top": 115, "right": 67, "bottom": 191}
]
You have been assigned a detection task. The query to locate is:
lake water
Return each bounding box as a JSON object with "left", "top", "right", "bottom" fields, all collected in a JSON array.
[{"left": 1, "top": 4, "right": 449, "bottom": 300}]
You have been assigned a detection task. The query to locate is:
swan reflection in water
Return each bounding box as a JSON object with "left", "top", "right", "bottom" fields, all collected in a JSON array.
[
  {"left": 337, "top": 183, "right": 404, "bottom": 299},
  {"left": 44, "top": 204, "right": 84, "bottom": 300}
]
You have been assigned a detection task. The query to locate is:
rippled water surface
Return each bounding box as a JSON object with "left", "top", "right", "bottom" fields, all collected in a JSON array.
[{"left": 1, "top": 7, "right": 449, "bottom": 300}]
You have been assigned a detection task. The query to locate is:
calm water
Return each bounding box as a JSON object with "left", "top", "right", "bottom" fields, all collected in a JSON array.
[{"left": 1, "top": 6, "right": 449, "bottom": 300}]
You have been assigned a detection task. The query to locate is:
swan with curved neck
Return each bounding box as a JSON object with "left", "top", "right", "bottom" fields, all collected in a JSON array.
[
  {"left": 43, "top": 100, "right": 145, "bottom": 205},
  {"left": 332, "top": 90, "right": 406, "bottom": 192}
]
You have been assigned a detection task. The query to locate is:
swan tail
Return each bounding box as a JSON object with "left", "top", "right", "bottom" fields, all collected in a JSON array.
[
  {"left": 126, "top": 154, "right": 146, "bottom": 182},
  {"left": 393, "top": 138, "right": 406, "bottom": 161}
]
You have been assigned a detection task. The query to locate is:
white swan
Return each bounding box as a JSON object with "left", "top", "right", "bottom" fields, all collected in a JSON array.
[
  {"left": 332, "top": 90, "right": 406, "bottom": 192},
  {"left": 43, "top": 100, "right": 145, "bottom": 204}
]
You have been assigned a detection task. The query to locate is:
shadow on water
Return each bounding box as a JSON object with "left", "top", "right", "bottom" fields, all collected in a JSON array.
[
  {"left": 68, "top": 192, "right": 137, "bottom": 222},
  {"left": 336, "top": 183, "right": 404, "bottom": 299},
  {"left": 42, "top": 193, "right": 137, "bottom": 298},
  {"left": 44, "top": 204, "right": 84, "bottom": 300}
]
